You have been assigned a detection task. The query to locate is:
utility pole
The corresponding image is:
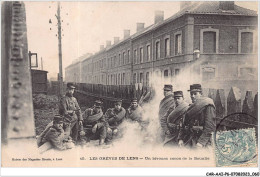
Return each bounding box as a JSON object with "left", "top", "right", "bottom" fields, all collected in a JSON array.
[{"left": 56, "top": 2, "right": 63, "bottom": 96}]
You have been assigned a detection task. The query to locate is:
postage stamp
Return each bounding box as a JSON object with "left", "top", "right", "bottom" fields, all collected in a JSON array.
[{"left": 214, "top": 128, "right": 257, "bottom": 167}]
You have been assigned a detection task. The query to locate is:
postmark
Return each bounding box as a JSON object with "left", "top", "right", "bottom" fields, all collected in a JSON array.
[{"left": 213, "top": 113, "right": 258, "bottom": 167}]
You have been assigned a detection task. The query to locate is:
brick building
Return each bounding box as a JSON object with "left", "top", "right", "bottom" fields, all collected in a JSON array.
[{"left": 65, "top": 1, "right": 257, "bottom": 93}]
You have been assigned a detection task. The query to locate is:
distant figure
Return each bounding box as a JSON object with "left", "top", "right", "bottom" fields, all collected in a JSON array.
[
  {"left": 178, "top": 84, "right": 216, "bottom": 148},
  {"left": 163, "top": 91, "right": 189, "bottom": 146},
  {"left": 105, "top": 99, "right": 126, "bottom": 142},
  {"left": 159, "top": 84, "right": 175, "bottom": 142},
  {"left": 82, "top": 100, "right": 108, "bottom": 145},
  {"left": 59, "top": 83, "right": 83, "bottom": 143},
  {"left": 126, "top": 98, "right": 143, "bottom": 122},
  {"left": 126, "top": 97, "right": 148, "bottom": 129},
  {"left": 37, "top": 115, "right": 74, "bottom": 151}
]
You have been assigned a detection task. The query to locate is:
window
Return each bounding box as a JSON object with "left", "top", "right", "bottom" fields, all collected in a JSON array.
[
  {"left": 123, "top": 52, "right": 126, "bottom": 65},
  {"left": 118, "top": 74, "right": 121, "bottom": 85},
  {"left": 164, "top": 70, "right": 169, "bottom": 78},
  {"left": 146, "top": 72, "right": 150, "bottom": 86},
  {"left": 175, "top": 34, "right": 182, "bottom": 55},
  {"left": 241, "top": 32, "right": 253, "bottom": 53},
  {"left": 165, "top": 38, "right": 170, "bottom": 57},
  {"left": 155, "top": 41, "right": 160, "bottom": 59},
  {"left": 202, "top": 67, "right": 215, "bottom": 81},
  {"left": 118, "top": 54, "right": 121, "bottom": 66},
  {"left": 175, "top": 69, "right": 180, "bottom": 76},
  {"left": 147, "top": 45, "right": 151, "bottom": 61},
  {"left": 127, "top": 50, "right": 130, "bottom": 63},
  {"left": 114, "top": 56, "right": 116, "bottom": 66},
  {"left": 200, "top": 27, "right": 219, "bottom": 54},
  {"left": 122, "top": 73, "right": 125, "bottom": 85},
  {"left": 140, "top": 73, "right": 144, "bottom": 84},
  {"left": 203, "top": 32, "right": 216, "bottom": 53},
  {"left": 140, "top": 47, "right": 143, "bottom": 63},
  {"left": 134, "top": 49, "right": 137, "bottom": 64},
  {"left": 133, "top": 73, "right": 137, "bottom": 83}
]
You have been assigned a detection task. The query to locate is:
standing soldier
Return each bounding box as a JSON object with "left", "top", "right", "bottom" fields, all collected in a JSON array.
[
  {"left": 105, "top": 99, "right": 126, "bottom": 141},
  {"left": 37, "top": 115, "right": 74, "bottom": 151},
  {"left": 159, "top": 84, "right": 175, "bottom": 142},
  {"left": 163, "top": 91, "right": 189, "bottom": 146},
  {"left": 59, "top": 83, "right": 83, "bottom": 143},
  {"left": 178, "top": 84, "right": 216, "bottom": 148},
  {"left": 82, "top": 100, "right": 108, "bottom": 145}
]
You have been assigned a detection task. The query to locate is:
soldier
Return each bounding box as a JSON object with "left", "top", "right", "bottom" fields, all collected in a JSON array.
[
  {"left": 105, "top": 99, "right": 126, "bottom": 141},
  {"left": 163, "top": 91, "right": 189, "bottom": 146},
  {"left": 159, "top": 84, "right": 175, "bottom": 141},
  {"left": 178, "top": 84, "right": 216, "bottom": 148},
  {"left": 59, "top": 83, "right": 83, "bottom": 143},
  {"left": 82, "top": 100, "right": 108, "bottom": 145},
  {"left": 126, "top": 98, "right": 143, "bottom": 122},
  {"left": 37, "top": 115, "right": 74, "bottom": 151}
]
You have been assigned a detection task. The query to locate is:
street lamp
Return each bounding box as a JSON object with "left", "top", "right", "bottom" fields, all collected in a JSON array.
[{"left": 193, "top": 49, "right": 200, "bottom": 60}]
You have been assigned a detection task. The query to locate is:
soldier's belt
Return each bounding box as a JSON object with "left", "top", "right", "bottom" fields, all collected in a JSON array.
[
  {"left": 168, "top": 124, "right": 180, "bottom": 129},
  {"left": 84, "top": 124, "right": 93, "bottom": 129},
  {"left": 184, "top": 125, "right": 203, "bottom": 132}
]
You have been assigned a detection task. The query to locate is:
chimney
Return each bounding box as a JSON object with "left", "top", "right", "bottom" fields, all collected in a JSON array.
[
  {"left": 106, "top": 40, "right": 111, "bottom": 48},
  {"left": 154, "top": 11, "right": 164, "bottom": 24},
  {"left": 136, "top": 23, "right": 145, "bottom": 32},
  {"left": 100, "top": 45, "right": 104, "bottom": 50},
  {"left": 123, "top": 30, "right": 130, "bottom": 39},
  {"left": 219, "top": 1, "right": 234, "bottom": 10},
  {"left": 114, "top": 37, "right": 120, "bottom": 44},
  {"left": 180, "top": 1, "right": 192, "bottom": 10}
]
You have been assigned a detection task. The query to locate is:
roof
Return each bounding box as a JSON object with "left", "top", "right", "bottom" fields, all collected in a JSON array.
[
  {"left": 132, "top": 1, "right": 257, "bottom": 39},
  {"left": 181, "top": 1, "right": 257, "bottom": 16},
  {"left": 69, "top": 1, "right": 257, "bottom": 65}
]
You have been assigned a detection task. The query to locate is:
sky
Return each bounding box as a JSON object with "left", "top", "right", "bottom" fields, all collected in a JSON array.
[{"left": 24, "top": 1, "right": 258, "bottom": 79}]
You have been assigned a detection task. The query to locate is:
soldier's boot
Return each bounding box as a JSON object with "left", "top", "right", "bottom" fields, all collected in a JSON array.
[{"left": 99, "top": 138, "right": 105, "bottom": 145}]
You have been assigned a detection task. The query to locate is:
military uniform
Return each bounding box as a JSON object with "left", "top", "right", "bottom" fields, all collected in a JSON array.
[
  {"left": 106, "top": 107, "right": 126, "bottom": 128},
  {"left": 82, "top": 107, "right": 108, "bottom": 142},
  {"left": 159, "top": 85, "right": 175, "bottom": 141},
  {"left": 126, "top": 105, "right": 143, "bottom": 122},
  {"left": 164, "top": 91, "right": 189, "bottom": 146},
  {"left": 38, "top": 115, "right": 72, "bottom": 151},
  {"left": 105, "top": 106, "right": 126, "bottom": 141},
  {"left": 178, "top": 84, "right": 216, "bottom": 148},
  {"left": 59, "top": 92, "right": 83, "bottom": 142},
  {"left": 38, "top": 126, "right": 67, "bottom": 150}
]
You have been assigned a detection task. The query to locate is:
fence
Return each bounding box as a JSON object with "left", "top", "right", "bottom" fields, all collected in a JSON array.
[
  {"left": 74, "top": 83, "right": 258, "bottom": 130},
  {"left": 74, "top": 83, "right": 150, "bottom": 102}
]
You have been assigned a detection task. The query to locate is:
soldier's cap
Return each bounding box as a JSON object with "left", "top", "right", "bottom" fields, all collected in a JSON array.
[
  {"left": 94, "top": 100, "right": 103, "bottom": 108},
  {"left": 67, "top": 82, "right": 76, "bottom": 89},
  {"left": 131, "top": 97, "right": 138, "bottom": 103},
  {"left": 174, "top": 91, "right": 183, "bottom": 98},
  {"left": 114, "top": 99, "right": 122, "bottom": 105},
  {"left": 188, "top": 84, "right": 202, "bottom": 92},
  {"left": 53, "top": 115, "right": 63, "bottom": 124},
  {"left": 163, "top": 84, "right": 173, "bottom": 91}
]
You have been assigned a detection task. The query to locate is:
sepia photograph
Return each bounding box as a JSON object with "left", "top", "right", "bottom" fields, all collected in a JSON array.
[{"left": 1, "top": 0, "right": 259, "bottom": 173}]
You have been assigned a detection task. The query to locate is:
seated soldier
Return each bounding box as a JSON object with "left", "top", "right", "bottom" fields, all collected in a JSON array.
[
  {"left": 37, "top": 115, "right": 74, "bottom": 151},
  {"left": 82, "top": 100, "right": 108, "bottom": 145},
  {"left": 126, "top": 98, "right": 143, "bottom": 122},
  {"left": 126, "top": 98, "right": 148, "bottom": 129},
  {"left": 105, "top": 99, "right": 126, "bottom": 141}
]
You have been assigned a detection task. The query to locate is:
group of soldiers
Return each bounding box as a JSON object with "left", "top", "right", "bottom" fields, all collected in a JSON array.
[
  {"left": 37, "top": 82, "right": 216, "bottom": 151},
  {"left": 37, "top": 83, "right": 144, "bottom": 151},
  {"left": 159, "top": 84, "right": 216, "bottom": 148}
]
